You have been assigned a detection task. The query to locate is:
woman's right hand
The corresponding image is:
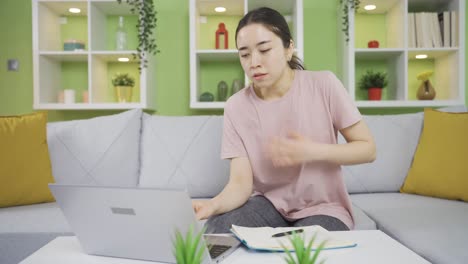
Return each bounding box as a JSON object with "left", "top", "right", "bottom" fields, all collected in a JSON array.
[{"left": 192, "top": 199, "right": 217, "bottom": 220}]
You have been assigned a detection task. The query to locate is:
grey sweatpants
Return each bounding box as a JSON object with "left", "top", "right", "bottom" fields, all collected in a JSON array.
[{"left": 205, "top": 196, "right": 349, "bottom": 233}]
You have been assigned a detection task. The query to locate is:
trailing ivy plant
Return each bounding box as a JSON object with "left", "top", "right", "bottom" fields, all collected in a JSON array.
[
  {"left": 339, "top": 0, "right": 361, "bottom": 43},
  {"left": 117, "top": 0, "right": 159, "bottom": 71}
]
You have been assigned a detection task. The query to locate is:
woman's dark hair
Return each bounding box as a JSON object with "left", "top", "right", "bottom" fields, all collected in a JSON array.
[{"left": 235, "top": 7, "right": 304, "bottom": 70}]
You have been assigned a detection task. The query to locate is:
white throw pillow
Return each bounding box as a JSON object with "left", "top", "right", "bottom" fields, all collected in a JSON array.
[
  {"left": 47, "top": 109, "right": 142, "bottom": 187},
  {"left": 139, "top": 114, "right": 229, "bottom": 198}
]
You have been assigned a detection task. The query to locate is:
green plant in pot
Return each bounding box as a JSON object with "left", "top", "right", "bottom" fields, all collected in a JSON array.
[
  {"left": 112, "top": 73, "right": 135, "bottom": 103},
  {"left": 358, "top": 70, "right": 388, "bottom": 100},
  {"left": 173, "top": 225, "right": 207, "bottom": 264},
  {"left": 281, "top": 231, "right": 327, "bottom": 264}
]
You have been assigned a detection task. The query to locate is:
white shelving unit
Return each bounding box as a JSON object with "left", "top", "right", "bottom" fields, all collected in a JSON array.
[
  {"left": 340, "top": 0, "right": 465, "bottom": 107},
  {"left": 189, "top": 0, "right": 303, "bottom": 109},
  {"left": 32, "top": 0, "right": 156, "bottom": 110}
]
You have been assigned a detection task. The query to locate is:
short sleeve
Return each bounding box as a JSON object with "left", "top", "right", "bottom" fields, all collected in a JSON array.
[
  {"left": 221, "top": 103, "right": 248, "bottom": 159},
  {"left": 326, "top": 72, "right": 362, "bottom": 130}
]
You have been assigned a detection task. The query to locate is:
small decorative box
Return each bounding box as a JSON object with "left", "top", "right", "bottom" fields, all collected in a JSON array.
[{"left": 63, "top": 40, "right": 85, "bottom": 51}]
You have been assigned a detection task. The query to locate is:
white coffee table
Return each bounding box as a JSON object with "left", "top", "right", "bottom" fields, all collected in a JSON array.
[{"left": 20, "top": 230, "right": 430, "bottom": 264}]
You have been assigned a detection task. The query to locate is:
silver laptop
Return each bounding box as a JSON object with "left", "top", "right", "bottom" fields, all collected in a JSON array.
[{"left": 49, "top": 184, "right": 240, "bottom": 263}]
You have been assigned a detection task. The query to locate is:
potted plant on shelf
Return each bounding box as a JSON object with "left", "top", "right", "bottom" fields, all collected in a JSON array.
[
  {"left": 358, "top": 70, "right": 388, "bottom": 101},
  {"left": 173, "top": 225, "right": 206, "bottom": 264},
  {"left": 112, "top": 73, "right": 135, "bottom": 103}
]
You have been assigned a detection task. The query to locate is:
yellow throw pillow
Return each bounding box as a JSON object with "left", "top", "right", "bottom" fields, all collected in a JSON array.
[
  {"left": 400, "top": 108, "right": 468, "bottom": 201},
  {"left": 0, "top": 112, "right": 55, "bottom": 207}
]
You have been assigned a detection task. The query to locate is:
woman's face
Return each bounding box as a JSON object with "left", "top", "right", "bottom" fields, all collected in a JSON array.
[{"left": 236, "top": 23, "right": 293, "bottom": 90}]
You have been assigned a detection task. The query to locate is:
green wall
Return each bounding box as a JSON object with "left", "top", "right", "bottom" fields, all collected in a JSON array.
[{"left": 0, "top": 0, "right": 467, "bottom": 121}]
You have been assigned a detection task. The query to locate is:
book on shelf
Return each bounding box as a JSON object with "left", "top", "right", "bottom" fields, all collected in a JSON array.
[
  {"left": 409, "top": 11, "right": 458, "bottom": 48},
  {"left": 230, "top": 225, "right": 357, "bottom": 252}
]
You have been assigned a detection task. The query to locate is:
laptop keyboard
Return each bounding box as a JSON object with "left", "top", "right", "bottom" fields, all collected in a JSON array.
[{"left": 209, "top": 244, "right": 232, "bottom": 259}]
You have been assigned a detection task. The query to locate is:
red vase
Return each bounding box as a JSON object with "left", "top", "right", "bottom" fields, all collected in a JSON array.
[
  {"left": 368, "top": 40, "right": 379, "bottom": 48},
  {"left": 215, "top": 23, "right": 228, "bottom": 49},
  {"left": 368, "top": 88, "right": 382, "bottom": 100}
]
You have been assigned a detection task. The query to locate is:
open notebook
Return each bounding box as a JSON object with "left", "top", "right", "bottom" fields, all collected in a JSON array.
[{"left": 230, "top": 225, "right": 357, "bottom": 252}]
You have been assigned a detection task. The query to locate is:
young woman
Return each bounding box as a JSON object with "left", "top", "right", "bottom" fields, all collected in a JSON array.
[{"left": 193, "top": 7, "right": 376, "bottom": 233}]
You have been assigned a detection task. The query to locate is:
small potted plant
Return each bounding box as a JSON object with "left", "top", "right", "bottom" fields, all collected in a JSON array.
[
  {"left": 112, "top": 73, "right": 135, "bottom": 103},
  {"left": 358, "top": 70, "right": 388, "bottom": 100},
  {"left": 173, "top": 225, "right": 207, "bottom": 264}
]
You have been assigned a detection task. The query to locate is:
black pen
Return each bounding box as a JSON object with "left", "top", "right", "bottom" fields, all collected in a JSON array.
[{"left": 272, "top": 229, "right": 304, "bottom": 238}]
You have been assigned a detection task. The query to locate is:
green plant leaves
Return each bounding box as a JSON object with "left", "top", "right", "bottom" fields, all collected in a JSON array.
[
  {"left": 281, "top": 231, "right": 327, "bottom": 264},
  {"left": 358, "top": 70, "right": 388, "bottom": 89},
  {"left": 117, "top": 0, "right": 159, "bottom": 71},
  {"left": 172, "top": 225, "right": 207, "bottom": 264},
  {"left": 111, "top": 73, "right": 136, "bottom": 87},
  {"left": 339, "top": 0, "right": 361, "bottom": 43}
]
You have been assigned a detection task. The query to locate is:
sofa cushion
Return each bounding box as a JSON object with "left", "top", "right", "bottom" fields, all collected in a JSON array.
[
  {"left": 339, "top": 113, "right": 423, "bottom": 193},
  {"left": 350, "top": 203, "right": 376, "bottom": 230},
  {"left": 0, "top": 232, "right": 73, "bottom": 264},
  {"left": 401, "top": 109, "right": 468, "bottom": 202},
  {"left": 139, "top": 114, "right": 229, "bottom": 198},
  {"left": 0, "top": 112, "right": 55, "bottom": 207},
  {"left": 351, "top": 193, "right": 468, "bottom": 264},
  {"left": 46, "top": 109, "right": 142, "bottom": 187},
  {"left": 0, "top": 202, "right": 70, "bottom": 233}
]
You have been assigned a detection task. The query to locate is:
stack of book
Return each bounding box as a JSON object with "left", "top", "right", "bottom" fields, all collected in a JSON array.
[{"left": 408, "top": 11, "right": 458, "bottom": 48}]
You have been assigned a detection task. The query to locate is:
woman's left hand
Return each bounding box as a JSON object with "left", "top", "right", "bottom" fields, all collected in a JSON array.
[{"left": 267, "top": 131, "right": 323, "bottom": 167}]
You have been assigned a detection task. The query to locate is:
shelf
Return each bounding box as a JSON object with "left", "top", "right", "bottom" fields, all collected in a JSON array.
[
  {"left": 356, "top": 99, "right": 465, "bottom": 108},
  {"left": 197, "top": 50, "right": 239, "bottom": 61},
  {"left": 190, "top": 0, "right": 303, "bottom": 109},
  {"left": 90, "top": 0, "right": 134, "bottom": 15},
  {"left": 39, "top": 1, "right": 88, "bottom": 16},
  {"left": 91, "top": 51, "right": 139, "bottom": 62},
  {"left": 33, "top": 0, "right": 156, "bottom": 110},
  {"left": 37, "top": 1, "right": 88, "bottom": 51},
  {"left": 190, "top": 102, "right": 227, "bottom": 109},
  {"left": 355, "top": 49, "right": 405, "bottom": 59},
  {"left": 33, "top": 102, "right": 147, "bottom": 110},
  {"left": 340, "top": 0, "right": 465, "bottom": 107},
  {"left": 248, "top": 0, "right": 295, "bottom": 14},
  {"left": 39, "top": 52, "right": 88, "bottom": 61},
  {"left": 408, "top": 48, "right": 459, "bottom": 58}
]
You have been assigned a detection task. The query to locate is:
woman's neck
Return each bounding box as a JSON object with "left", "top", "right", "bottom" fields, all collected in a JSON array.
[{"left": 254, "top": 68, "right": 295, "bottom": 101}]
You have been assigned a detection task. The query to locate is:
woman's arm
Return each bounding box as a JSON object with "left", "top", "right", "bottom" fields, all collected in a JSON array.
[
  {"left": 268, "top": 120, "right": 376, "bottom": 167},
  {"left": 321, "top": 119, "right": 376, "bottom": 165},
  {"left": 193, "top": 157, "right": 253, "bottom": 220}
]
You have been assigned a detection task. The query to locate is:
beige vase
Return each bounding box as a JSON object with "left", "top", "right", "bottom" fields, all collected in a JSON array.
[
  {"left": 417, "top": 80, "right": 436, "bottom": 100},
  {"left": 115, "top": 86, "right": 133, "bottom": 103}
]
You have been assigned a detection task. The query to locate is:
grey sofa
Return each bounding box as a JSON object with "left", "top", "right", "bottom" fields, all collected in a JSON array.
[{"left": 1, "top": 107, "right": 467, "bottom": 264}]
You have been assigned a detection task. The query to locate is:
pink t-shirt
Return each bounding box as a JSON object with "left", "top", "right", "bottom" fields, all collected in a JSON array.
[{"left": 221, "top": 70, "right": 361, "bottom": 229}]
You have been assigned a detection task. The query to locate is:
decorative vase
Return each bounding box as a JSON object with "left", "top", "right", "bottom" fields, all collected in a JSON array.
[
  {"left": 368, "top": 87, "right": 382, "bottom": 100},
  {"left": 199, "top": 92, "right": 214, "bottom": 102},
  {"left": 368, "top": 40, "right": 379, "bottom": 48},
  {"left": 231, "top": 79, "right": 242, "bottom": 95},
  {"left": 115, "top": 85, "right": 133, "bottom": 103},
  {"left": 417, "top": 80, "right": 436, "bottom": 100},
  {"left": 215, "top": 23, "right": 228, "bottom": 49},
  {"left": 217, "top": 81, "right": 228, "bottom": 101}
]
